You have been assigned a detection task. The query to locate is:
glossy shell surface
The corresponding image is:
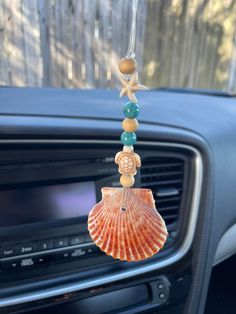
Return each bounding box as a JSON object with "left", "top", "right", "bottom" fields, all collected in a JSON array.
[{"left": 88, "top": 187, "right": 168, "bottom": 262}]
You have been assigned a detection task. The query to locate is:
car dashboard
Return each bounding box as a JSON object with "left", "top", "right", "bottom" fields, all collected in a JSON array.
[{"left": 0, "top": 87, "right": 236, "bottom": 314}]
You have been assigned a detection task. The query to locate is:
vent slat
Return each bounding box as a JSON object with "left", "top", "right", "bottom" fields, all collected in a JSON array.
[
  {"left": 155, "top": 187, "right": 180, "bottom": 197},
  {"left": 141, "top": 170, "right": 183, "bottom": 178},
  {"left": 155, "top": 196, "right": 181, "bottom": 204},
  {"left": 141, "top": 179, "right": 182, "bottom": 187},
  {"left": 162, "top": 214, "right": 178, "bottom": 219},
  {"left": 157, "top": 205, "right": 179, "bottom": 211},
  {"left": 141, "top": 156, "right": 184, "bottom": 228},
  {"left": 141, "top": 162, "right": 183, "bottom": 170},
  {"left": 154, "top": 188, "right": 183, "bottom": 196}
]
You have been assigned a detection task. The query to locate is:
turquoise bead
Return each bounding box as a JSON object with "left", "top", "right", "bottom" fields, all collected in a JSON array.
[
  {"left": 123, "top": 102, "right": 140, "bottom": 118},
  {"left": 121, "top": 132, "right": 137, "bottom": 146}
]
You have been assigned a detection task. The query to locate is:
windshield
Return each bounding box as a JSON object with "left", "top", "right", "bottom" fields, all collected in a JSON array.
[{"left": 0, "top": 0, "right": 235, "bottom": 93}]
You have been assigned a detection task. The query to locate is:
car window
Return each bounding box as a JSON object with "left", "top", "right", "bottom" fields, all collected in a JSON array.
[{"left": 0, "top": 1, "right": 235, "bottom": 92}]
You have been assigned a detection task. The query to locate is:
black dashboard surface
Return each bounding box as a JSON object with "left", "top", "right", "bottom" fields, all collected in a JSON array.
[{"left": 0, "top": 87, "right": 236, "bottom": 314}]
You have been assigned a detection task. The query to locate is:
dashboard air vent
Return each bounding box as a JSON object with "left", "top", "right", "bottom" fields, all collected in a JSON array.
[{"left": 140, "top": 157, "right": 184, "bottom": 229}]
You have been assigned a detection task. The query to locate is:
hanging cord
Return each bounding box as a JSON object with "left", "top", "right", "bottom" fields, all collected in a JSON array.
[
  {"left": 126, "top": 0, "right": 139, "bottom": 59},
  {"left": 121, "top": 0, "right": 139, "bottom": 209},
  {"left": 121, "top": 187, "right": 129, "bottom": 211}
]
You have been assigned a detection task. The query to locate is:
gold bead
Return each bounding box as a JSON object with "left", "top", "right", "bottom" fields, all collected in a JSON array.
[
  {"left": 118, "top": 58, "right": 137, "bottom": 74},
  {"left": 120, "top": 174, "right": 135, "bottom": 188},
  {"left": 122, "top": 118, "right": 139, "bottom": 132}
]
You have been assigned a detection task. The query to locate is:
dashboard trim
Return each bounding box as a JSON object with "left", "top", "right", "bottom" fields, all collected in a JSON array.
[
  {"left": 213, "top": 224, "right": 236, "bottom": 266},
  {"left": 0, "top": 139, "right": 203, "bottom": 308}
]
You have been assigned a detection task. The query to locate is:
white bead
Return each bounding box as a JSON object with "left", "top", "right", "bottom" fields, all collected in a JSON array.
[{"left": 123, "top": 145, "right": 134, "bottom": 153}]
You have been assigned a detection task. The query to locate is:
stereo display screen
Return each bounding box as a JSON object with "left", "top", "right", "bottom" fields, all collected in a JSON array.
[{"left": 0, "top": 181, "right": 96, "bottom": 227}]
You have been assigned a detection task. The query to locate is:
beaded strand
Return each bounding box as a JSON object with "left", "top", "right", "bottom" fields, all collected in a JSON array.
[{"left": 115, "top": 57, "right": 147, "bottom": 189}]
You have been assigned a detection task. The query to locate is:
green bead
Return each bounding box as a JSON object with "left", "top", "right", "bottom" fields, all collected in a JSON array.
[
  {"left": 121, "top": 132, "right": 137, "bottom": 146},
  {"left": 123, "top": 102, "right": 140, "bottom": 118}
]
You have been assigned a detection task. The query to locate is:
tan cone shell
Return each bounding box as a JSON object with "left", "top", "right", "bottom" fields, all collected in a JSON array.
[{"left": 88, "top": 187, "right": 168, "bottom": 262}]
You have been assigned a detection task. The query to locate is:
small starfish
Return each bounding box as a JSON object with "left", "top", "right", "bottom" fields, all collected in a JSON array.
[{"left": 119, "top": 72, "right": 147, "bottom": 103}]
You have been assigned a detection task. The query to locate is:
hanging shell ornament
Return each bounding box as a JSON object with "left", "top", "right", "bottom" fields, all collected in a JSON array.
[
  {"left": 88, "top": 56, "right": 168, "bottom": 261},
  {"left": 88, "top": 188, "right": 167, "bottom": 261},
  {"left": 88, "top": 1, "right": 168, "bottom": 261}
]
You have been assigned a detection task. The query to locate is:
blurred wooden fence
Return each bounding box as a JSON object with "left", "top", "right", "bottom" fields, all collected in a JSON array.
[{"left": 0, "top": 0, "right": 236, "bottom": 92}]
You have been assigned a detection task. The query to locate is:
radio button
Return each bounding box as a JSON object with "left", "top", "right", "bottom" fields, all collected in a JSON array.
[
  {"left": 19, "top": 257, "right": 35, "bottom": 268},
  {"left": 69, "top": 235, "right": 85, "bottom": 246},
  {"left": 18, "top": 243, "right": 36, "bottom": 255},
  {"left": 0, "top": 246, "right": 17, "bottom": 258},
  {"left": 37, "top": 239, "right": 53, "bottom": 251},
  {"left": 1, "top": 260, "right": 19, "bottom": 271},
  {"left": 86, "top": 246, "right": 100, "bottom": 255},
  {"left": 54, "top": 237, "right": 69, "bottom": 248},
  {"left": 70, "top": 248, "right": 86, "bottom": 258},
  {"left": 36, "top": 255, "right": 52, "bottom": 265},
  {"left": 56, "top": 251, "right": 70, "bottom": 261}
]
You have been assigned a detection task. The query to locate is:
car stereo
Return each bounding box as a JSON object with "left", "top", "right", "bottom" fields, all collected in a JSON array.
[
  {"left": 0, "top": 145, "right": 122, "bottom": 276},
  {"left": 0, "top": 181, "right": 102, "bottom": 271},
  {"left": 0, "top": 181, "right": 97, "bottom": 227},
  {"left": 0, "top": 142, "right": 188, "bottom": 282}
]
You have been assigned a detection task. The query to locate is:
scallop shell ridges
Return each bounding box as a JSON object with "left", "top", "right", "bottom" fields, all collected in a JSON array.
[{"left": 88, "top": 187, "right": 168, "bottom": 262}]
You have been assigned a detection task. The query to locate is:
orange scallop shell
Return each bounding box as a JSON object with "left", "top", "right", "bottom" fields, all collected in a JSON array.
[{"left": 88, "top": 187, "right": 168, "bottom": 262}]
